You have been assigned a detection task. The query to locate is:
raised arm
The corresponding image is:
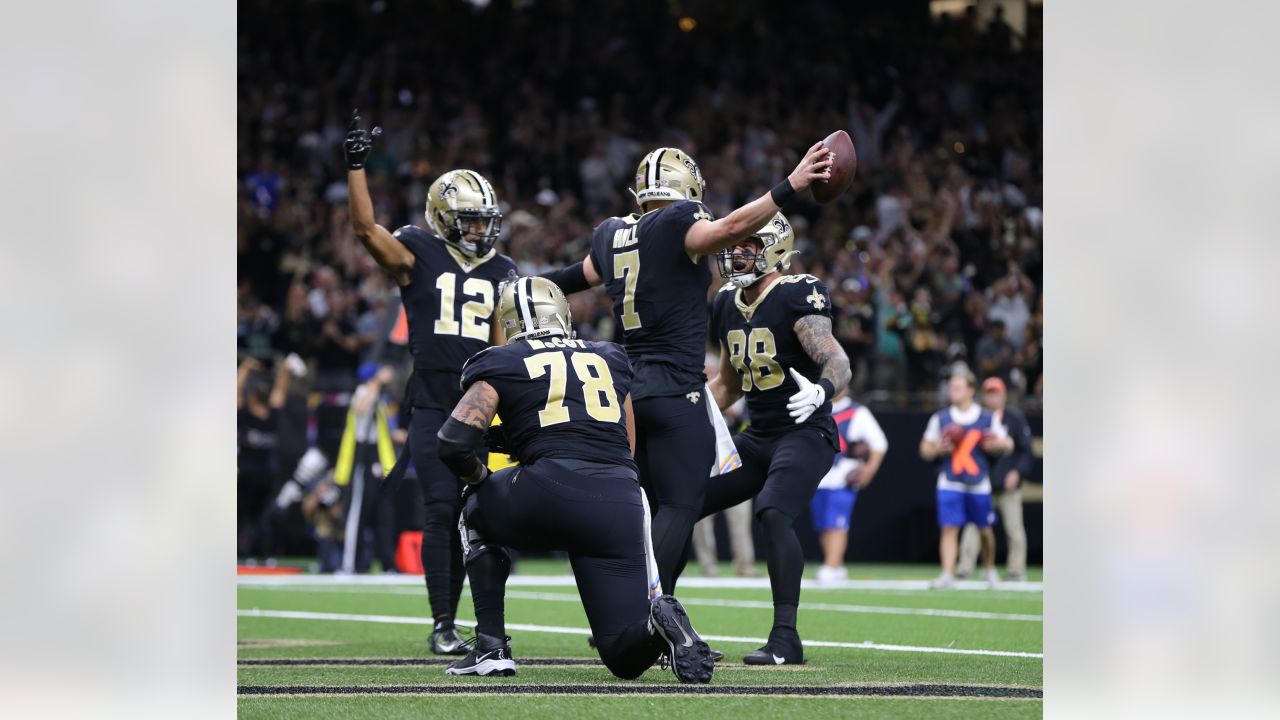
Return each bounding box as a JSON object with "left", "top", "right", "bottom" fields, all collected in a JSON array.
[
  {"left": 236, "top": 357, "right": 261, "bottom": 410},
  {"left": 684, "top": 142, "right": 833, "bottom": 257},
  {"left": 268, "top": 357, "right": 293, "bottom": 409},
  {"left": 437, "top": 380, "right": 500, "bottom": 486},
  {"left": 707, "top": 343, "right": 744, "bottom": 412},
  {"left": 344, "top": 110, "right": 414, "bottom": 286}
]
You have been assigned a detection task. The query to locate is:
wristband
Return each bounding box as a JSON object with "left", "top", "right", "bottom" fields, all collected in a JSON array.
[
  {"left": 817, "top": 379, "right": 836, "bottom": 403},
  {"left": 770, "top": 179, "right": 797, "bottom": 207}
]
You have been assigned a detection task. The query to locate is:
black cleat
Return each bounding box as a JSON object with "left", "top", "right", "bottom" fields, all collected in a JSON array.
[
  {"left": 742, "top": 628, "right": 804, "bottom": 666},
  {"left": 709, "top": 647, "right": 725, "bottom": 662},
  {"left": 445, "top": 634, "right": 517, "bottom": 677},
  {"left": 429, "top": 624, "right": 470, "bottom": 656},
  {"left": 649, "top": 596, "right": 714, "bottom": 684}
]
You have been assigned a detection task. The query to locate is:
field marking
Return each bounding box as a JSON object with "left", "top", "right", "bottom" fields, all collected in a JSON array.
[
  {"left": 237, "top": 609, "right": 1042, "bottom": 659},
  {"left": 237, "top": 585, "right": 1040, "bottom": 622},
  {"left": 237, "top": 573, "right": 1042, "bottom": 592},
  {"left": 237, "top": 683, "right": 1043, "bottom": 699}
]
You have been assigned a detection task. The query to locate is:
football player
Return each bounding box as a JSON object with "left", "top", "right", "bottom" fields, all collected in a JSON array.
[
  {"left": 538, "top": 143, "right": 834, "bottom": 596},
  {"left": 436, "top": 277, "right": 714, "bottom": 683},
  {"left": 700, "top": 212, "right": 852, "bottom": 665},
  {"left": 344, "top": 110, "right": 517, "bottom": 655}
]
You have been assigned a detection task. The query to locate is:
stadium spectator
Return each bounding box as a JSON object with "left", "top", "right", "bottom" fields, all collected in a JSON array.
[
  {"left": 236, "top": 0, "right": 1041, "bottom": 413},
  {"left": 974, "top": 318, "right": 1018, "bottom": 387},
  {"left": 957, "top": 377, "right": 1035, "bottom": 581},
  {"left": 236, "top": 355, "right": 299, "bottom": 560}
]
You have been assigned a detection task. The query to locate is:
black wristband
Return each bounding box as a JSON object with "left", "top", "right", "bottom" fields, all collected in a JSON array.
[
  {"left": 539, "top": 261, "right": 591, "bottom": 295},
  {"left": 770, "top": 179, "right": 797, "bottom": 207},
  {"left": 817, "top": 379, "right": 836, "bottom": 403}
]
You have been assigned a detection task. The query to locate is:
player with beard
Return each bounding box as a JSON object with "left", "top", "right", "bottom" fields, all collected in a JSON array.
[
  {"left": 700, "top": 213, "right": 852, "bottom": 665},
  {"left": 344, "top": 110, "right": 516, "bottom": 655}
]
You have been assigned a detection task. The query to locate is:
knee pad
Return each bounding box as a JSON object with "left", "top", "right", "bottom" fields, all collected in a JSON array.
[{"left": 457, "top": 508, "right": 509, "bottom": 567}]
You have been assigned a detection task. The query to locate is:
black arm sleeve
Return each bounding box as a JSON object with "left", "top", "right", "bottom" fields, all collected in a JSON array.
[
  {"left": 538, "top": 261, "right": 592, "bottom": 295},
  {"left": 437, "top": 417, "right": 487, "bottom": 480}
]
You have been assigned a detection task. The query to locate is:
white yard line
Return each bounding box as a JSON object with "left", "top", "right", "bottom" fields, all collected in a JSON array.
[
  {"left": 236, "top": 609, "right": 1043, "bottom": 659},
  {"left": 242, "top": 586, "right": 1038, "bottom": 622},
  {"left": 238, "top": 574, "right": 1042, "bottom": 593}
]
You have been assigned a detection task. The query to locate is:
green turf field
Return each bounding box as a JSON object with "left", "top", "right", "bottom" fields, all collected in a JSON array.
[{"left": 237, "top": 561, "right": 1042, "bottom": 718}]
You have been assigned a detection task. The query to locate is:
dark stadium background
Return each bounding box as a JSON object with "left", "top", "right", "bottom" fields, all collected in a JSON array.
[{"left": 238, "top": 0, "right": 1042, "bottom": 565}]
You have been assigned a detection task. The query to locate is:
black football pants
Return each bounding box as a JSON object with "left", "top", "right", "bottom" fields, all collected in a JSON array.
[
  {"left": 460, "top": 459, "right": 664, "bottom": 679},
  {"left": 632, "top": 393, "right": 715, "bottom": 594},
  {"left": 410, "top": 408, "right": 467, "bottom": 624}
]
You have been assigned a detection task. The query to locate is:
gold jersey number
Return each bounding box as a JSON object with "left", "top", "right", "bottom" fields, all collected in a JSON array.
[
  {"left": 434, "top": 272, "right": 495, "bottom": 341},
  {"left": 613, "top": 250, "right": 642, "bottom": 330},
  {"left": 523, "top": 351, "right": 622, "bottom": 427},
  {"left": 725, "top": 328, "right": 783, "bottom": 391}
]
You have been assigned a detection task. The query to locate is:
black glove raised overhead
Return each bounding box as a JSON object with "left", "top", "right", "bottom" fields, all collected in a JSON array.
[{"left": 343, "top": 108, "right": 382, "bottom": 170}]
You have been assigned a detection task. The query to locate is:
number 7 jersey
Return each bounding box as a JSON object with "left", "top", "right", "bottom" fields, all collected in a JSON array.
[
  {"left": 711, "top": 274, "right": 836, "bottom": 434},
  {"left": 461, "top": 336, "right": 638, "bottom": 472},
  {"left": 588, "top": 200, "right": 714, "bottom": 399}
]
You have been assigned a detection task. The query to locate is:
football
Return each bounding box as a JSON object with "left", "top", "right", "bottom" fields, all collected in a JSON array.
[
  {"left": 810, "top": 129, "right": 857, "bottom": 204},
  {"left": 942, "top": 424, "right": 967, "bottom": 445}
]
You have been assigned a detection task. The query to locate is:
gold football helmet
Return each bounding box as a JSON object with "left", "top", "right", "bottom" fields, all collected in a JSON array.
[
  {"left": 497, "top": 276, "right": 573, "bottom": 343},
  {"left": 632, "top": 147, "right": 705, "bottom": 208},
  {"left": 716, "top": 212, "right": 798, "bottom": 288},
  {"left": 425, "top": 169, "right": 503, "bottom": 258}
]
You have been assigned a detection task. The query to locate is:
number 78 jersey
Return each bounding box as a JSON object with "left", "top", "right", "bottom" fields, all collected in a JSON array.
[
  {"left": 588, "top": 200, "right": 714, "bottom": 399},
  {"left": 461, "top": 337, "right": 639, "bottom": 472},
  {"left": 711, "top": 274, "right": 835, "bottom": 433}
]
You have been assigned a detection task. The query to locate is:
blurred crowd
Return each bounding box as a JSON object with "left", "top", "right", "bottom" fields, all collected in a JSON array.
[{"left": 239, "top": 0, "right": 1042, "bottom": 409}]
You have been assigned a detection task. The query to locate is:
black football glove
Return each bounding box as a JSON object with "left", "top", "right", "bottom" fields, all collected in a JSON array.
[
  {"left": 343, "top": 108, "right": 382, "bottom": 170},
  {"left": 483, "top": 424, "right": 510, "bottom": 454}
]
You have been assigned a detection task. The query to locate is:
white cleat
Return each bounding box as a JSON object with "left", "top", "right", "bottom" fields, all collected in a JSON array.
[
  {"left": 815, "top": 565, "right": 847, "bottom": 585},
  {"left": 929, "top": 573, "right": 956, "bottom": 590},
  {"left": 984, "top": 568, "right": 1001, "bottom": 589}
]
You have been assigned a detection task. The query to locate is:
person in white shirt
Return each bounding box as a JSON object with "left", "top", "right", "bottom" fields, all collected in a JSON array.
[
  {"left": 919, "top": 370, "right": 1013, "bottom": 588},
  {"left": 809, "top": 397, "right": 888, "bottom": 584}
]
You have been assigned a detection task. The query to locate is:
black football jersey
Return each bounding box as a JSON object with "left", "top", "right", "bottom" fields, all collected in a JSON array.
[
  {"left": 394, "top": 225, "right": 517, "bottom": 399},
  {"left": 711, "top": 274, "right": 838, "bottom": 435},
  {"left": 461, "top": 336, "right": 638, "bottom": 471},
  {"left": 587, "top": 200, "right": 714, "bottom": 399}
]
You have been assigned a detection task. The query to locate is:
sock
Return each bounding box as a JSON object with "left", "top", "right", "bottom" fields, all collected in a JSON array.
[
  {"left": 759, "top": 508, "right": 803, "bottom": 632},
  {"left": 468, "top": 550, "right": 511, "bottom": 641},
  {"left": 422, "top": 501, "right": 459, "bottom": 622}
]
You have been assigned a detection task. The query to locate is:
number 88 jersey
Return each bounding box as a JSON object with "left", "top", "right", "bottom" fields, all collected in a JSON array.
[
  {"left": 461, "top": 337, "right": 638, "bottom": 472},
  {"left": 711, "top": 274, "right": 835, "bottom": 434}
]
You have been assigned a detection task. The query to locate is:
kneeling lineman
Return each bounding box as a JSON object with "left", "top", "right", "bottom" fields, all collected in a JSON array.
[
  {"left": 700, "top": 213, "right": 852, "bottom": 665},
  {"left": 436, "top": 277, "right": 714, "bottom": 683}
]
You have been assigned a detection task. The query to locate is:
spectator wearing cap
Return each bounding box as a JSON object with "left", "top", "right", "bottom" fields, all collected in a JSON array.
[{"left": 958, "top": 377, "right": 1035, "bottom": 581}]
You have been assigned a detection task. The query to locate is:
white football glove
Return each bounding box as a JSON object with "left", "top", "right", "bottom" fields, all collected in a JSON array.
[{"left": 786, "top": 368, "right": 826, "bottom": 424}]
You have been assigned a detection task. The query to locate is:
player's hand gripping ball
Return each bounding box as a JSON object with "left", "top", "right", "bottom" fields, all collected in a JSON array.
[{"left": 809, "top": 130, "right": 857, "bottom": 204}]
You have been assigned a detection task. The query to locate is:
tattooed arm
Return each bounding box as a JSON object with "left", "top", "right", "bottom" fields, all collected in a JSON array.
[
  {"left": 437, "top": 380, "right": 500, "bottom": 484},
  {"left": 794, "top": 315, "right": 852, "bottom": 401}
]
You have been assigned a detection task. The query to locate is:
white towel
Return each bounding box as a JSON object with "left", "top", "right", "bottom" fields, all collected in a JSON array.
[{"left": 705, "top": 384, "right": 742, "bottom": 476}]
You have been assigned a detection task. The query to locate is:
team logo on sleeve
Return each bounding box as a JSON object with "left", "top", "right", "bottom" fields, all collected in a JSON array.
[
  {"left": 692, "top": 208, "right": 712, "bottom": 222},
  {"left": 805, "top": 289, "right": 827, "bottom": 310}
]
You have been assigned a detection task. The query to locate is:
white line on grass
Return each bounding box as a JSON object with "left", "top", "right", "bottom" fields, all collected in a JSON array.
[
  {"left": 237, "top": 609, "right": 1043, "bottom": 659},
  {"left": 240, "top": 585, "right": 1040, "bottom": 622},
  {"left": 237, "top": 574, "right": 1042, "bottom": 593}
]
